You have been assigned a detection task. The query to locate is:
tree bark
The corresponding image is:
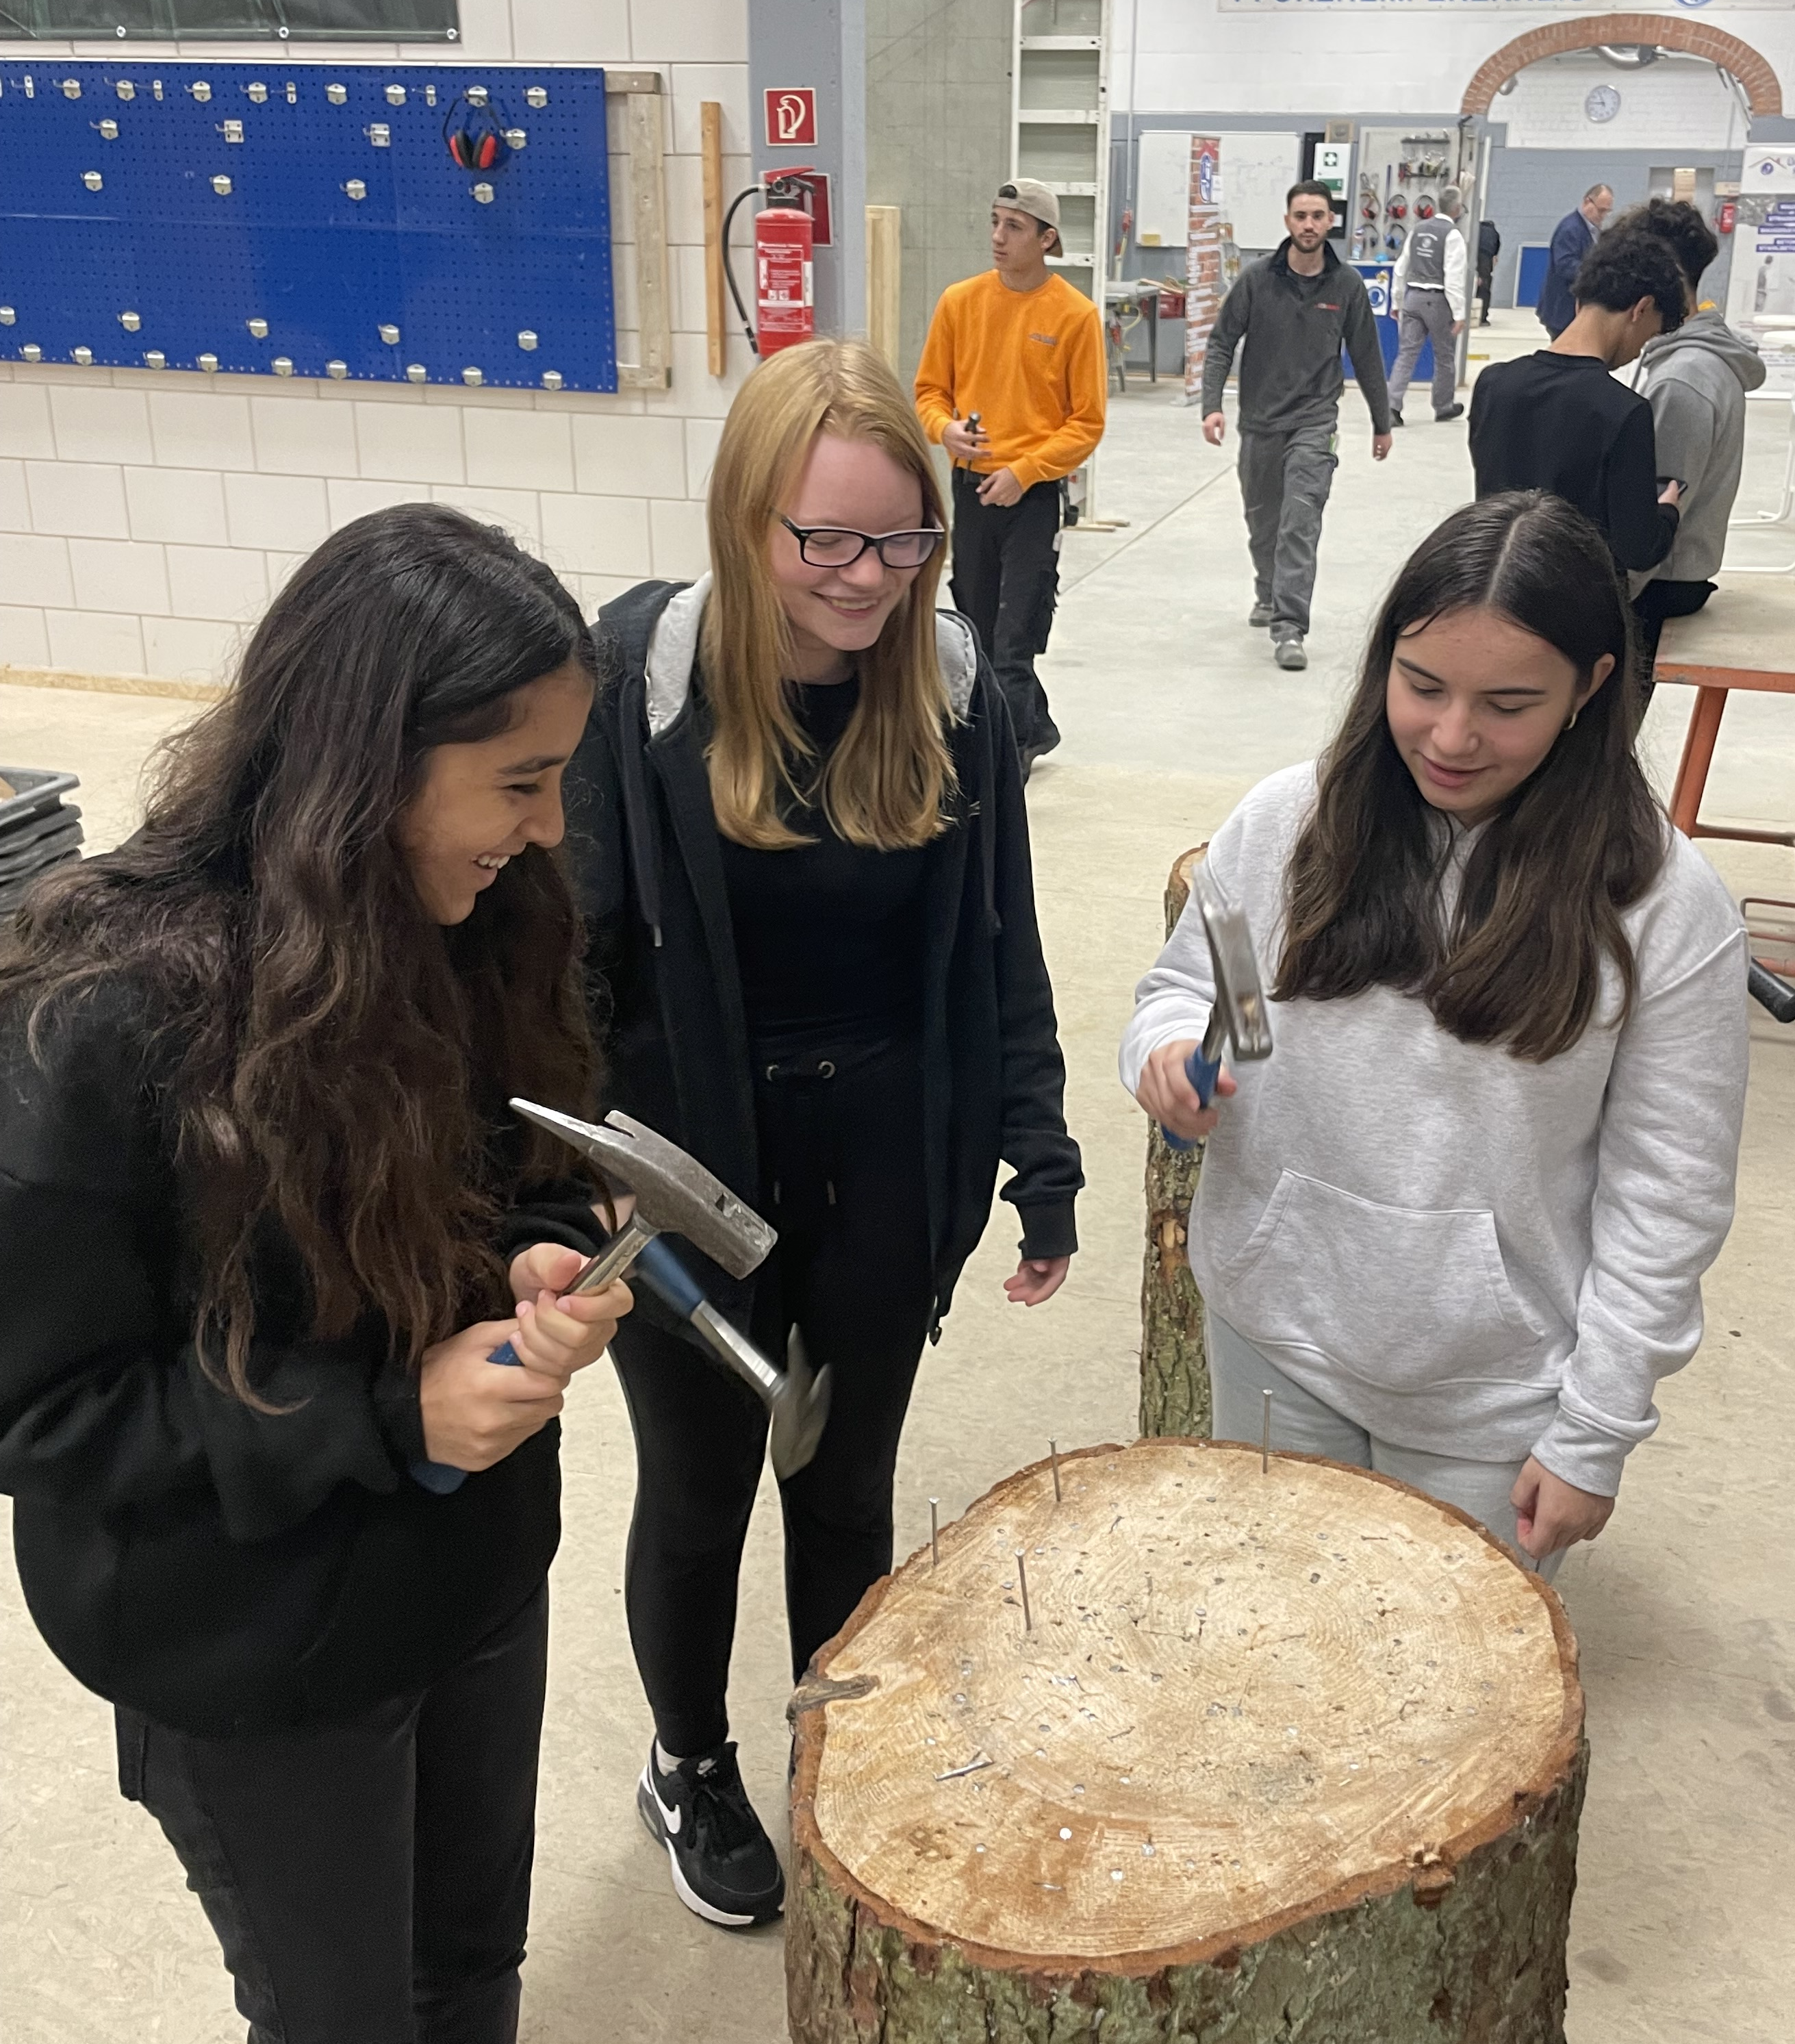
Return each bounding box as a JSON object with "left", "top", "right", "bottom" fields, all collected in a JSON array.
[
  {"left": 789, "top": 1440, "right": 1586, "bottom": 2044},
  {"left": 1140, "top": 848, "right": 1210, "bottom": 1440}
]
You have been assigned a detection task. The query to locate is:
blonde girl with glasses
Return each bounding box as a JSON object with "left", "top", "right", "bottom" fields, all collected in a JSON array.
[{"left": 563, "top": 338, "right": 1082, "bottom": 1929}]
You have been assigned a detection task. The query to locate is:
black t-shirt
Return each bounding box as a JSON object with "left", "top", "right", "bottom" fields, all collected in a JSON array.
[
  {"left": 718, "top": 674, "right": 927, "bottom": 1060},
  {"left": 1468, "top": 350, "right": 1679, "bottom": 573}
]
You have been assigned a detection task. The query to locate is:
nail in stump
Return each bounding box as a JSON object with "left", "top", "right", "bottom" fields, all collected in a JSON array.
[
  {"left": 930, "top": 1498, "right": 940, "bottom": 1569},
  {"left": 1015, "top": 1550, "right": 1032, "bottom": 1632},
  {"left": 1049, "top": 1439, "right": 1062, "bottom": 1502},
  {"left": 1262, "top": 1389, "right": 1273, "bottom": 1473}
]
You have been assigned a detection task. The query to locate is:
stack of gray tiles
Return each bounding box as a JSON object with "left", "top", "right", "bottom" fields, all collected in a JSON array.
[{"left": 0, "top": 768, "right": 83, "bottom": 918}]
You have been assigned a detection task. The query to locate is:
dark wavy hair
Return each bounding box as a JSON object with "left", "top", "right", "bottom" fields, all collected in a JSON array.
[
  {"left": 1273, "top": 492, "right": 1666, "bottom": 1061},
  {"left": 1573, "top": 225, "right": 1688, "bottom": 333},
  {"left": 1616, "top": 197, "right": 1720, "bottom": 297},
  {"left": 0, "top": 504, "right": 602, "bottom": 1402}
]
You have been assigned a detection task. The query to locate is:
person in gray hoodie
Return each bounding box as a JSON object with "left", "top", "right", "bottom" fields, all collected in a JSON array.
[{"left": 1625, "top": 199, "right": 1766, "bottom": 666}]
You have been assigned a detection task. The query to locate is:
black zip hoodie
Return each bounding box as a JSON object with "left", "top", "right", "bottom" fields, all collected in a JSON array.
[
  {"left": 0, "top": 978, "right": 602, "bottom": 1737},
  {"left": 563, "top": 579, "right": 1082, "bottom": 1333}
]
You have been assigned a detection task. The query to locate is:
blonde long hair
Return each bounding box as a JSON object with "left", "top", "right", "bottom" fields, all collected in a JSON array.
[{"left": 701, "top": 338, "right": 956, "bottom": 851}]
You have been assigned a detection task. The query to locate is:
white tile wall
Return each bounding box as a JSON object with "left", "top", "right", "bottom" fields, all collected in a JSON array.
[
  {"left": 165, "top": 546, "right": 270, "bottom": 623},
  {"left": 1, "top": 3, "right": 751, "bottom": 677},
  {"left": 25, "top": 462, "right": 131, "bottom": 540},
  {"left": 49, "top": 388, "right": 154, "bottom": 468},
  {"left": 355, "top": 403, "right": 466, "bottom": 485},
  {"left": 68, "top": 540, "right": 170, "bottom": 617},
  {"left": 572, "top": 415, "right": 687, "bottom": 499},
  {"left": 1, "top": 534, "right": 76, "bottom": 609},
  {"left": 0, "top": 606, "right": 51, "bottom": 666},
  {"left": 124, "top": 468, "right": 231, "bottom": 547},
  {"left": 45, "top": 609, "right": 146, "bottom": 677},
  {"left": 0, "top": 459, "right": 30, "bottom": 533},
  {"left": 0, "top": 386, "right": 57, "bottom": 462},
  {"left": 249, "top": 396, "right": 361, "bottom": 480}
]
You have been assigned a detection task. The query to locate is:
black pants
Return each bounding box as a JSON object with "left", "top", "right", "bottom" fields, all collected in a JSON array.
[
  {"left": 610, "top": 1037, "right": 934, "bottom": 1756},
  {"left": 950, "top": 466, "right": 1062, "bottom": 755},
  {"left": 115, "top": 1585, "right": 548, "bottom": 2044},
  {"left": 1632, "top": 576, "right": 1716, "bottom": 674},
  {"left": 1476, "top": 262, "right": 1493, "bottom": 324}
]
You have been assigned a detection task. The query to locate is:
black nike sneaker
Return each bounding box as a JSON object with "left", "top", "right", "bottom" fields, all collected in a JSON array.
[{"left": 636, "top": 1741, "right": 785, "bottom": 1928}]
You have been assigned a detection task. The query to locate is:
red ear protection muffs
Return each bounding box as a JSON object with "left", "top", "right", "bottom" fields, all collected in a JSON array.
[{"left": 444, "top": 97, "right": 511, "bottom": 173}]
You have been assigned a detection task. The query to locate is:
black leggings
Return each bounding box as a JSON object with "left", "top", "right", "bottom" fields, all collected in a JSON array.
[
  {"left": 116, "top": 1584, "right": 548, "bottom": 2044},
  {"left": 609, "top": 1037, "right": 934, "bottom": 1756}
]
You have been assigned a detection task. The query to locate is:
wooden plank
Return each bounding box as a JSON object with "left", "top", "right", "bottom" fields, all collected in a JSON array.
[
  {"left": 702, "top": 101, "right": 727, "bottom": 379},
  {"left": 865, "top": 204, "right": 902, "bottom": 372},
  {"left": 611, "top": 79, "right": 672, "bottom": 392}
]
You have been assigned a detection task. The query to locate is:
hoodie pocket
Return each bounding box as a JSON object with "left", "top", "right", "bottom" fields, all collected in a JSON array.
[{"left": 1216, "top": 1170, "right": 1546, "bottom": 1391}]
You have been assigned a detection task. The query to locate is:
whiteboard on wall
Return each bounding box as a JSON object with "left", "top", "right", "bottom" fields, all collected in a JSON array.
[
  {"left": 1217, "top": 132, "right": 1301, "bottom": 251},
  {"left": 1135, "top": 131, "right": 1193, "bottom": 249}
]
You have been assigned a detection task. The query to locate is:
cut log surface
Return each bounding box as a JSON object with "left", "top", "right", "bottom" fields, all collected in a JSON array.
[{"left": 789, "top": 1439, "right": 1586, "bottom": 2044}]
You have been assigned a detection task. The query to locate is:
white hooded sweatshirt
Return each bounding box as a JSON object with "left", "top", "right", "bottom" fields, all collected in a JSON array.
[{"left": 1119, "top": 764, "right": 1749, "bottom": 1497}]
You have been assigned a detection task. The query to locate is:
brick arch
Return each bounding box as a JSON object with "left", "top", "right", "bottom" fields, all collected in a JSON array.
[{"left": 1463, "top": 13, "right": 1781, "bottom": 119}]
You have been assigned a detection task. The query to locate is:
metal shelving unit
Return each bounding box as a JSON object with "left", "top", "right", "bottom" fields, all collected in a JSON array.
[{"left": 1012, "top": 0, "right": 1110, "bottom": 303}]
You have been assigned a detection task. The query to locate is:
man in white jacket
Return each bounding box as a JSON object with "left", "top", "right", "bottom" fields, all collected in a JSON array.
[{"left": 1388, "top": 186, "right": 1469, "bottom": 427}]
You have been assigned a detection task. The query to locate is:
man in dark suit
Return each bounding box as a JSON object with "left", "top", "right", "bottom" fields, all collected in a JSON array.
[
  {"left": 1476, "top": 218, "right": 1500, "bottom": 326},
  {"left": 1538, "top": 184, "right": 1613, "bottom": 338}
]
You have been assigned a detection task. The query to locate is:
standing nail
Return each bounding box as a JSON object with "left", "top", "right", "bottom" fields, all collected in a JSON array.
[
  {"left": 1049, "top": 1439, "right": 1062, "bottom": 1502},
  {"left": 1262, "top": 1389, "right": 1273, "bottom": 1474},
  {"left": 1015, "top": 1550, "right": 1032, "bottom": 1632},
  {"left": 930, "top": 1498, "right": 940, "bottom": 1570}
]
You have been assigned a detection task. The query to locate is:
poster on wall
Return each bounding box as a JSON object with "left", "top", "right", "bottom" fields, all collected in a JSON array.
[
  {"left": 1185, "top": 137, "right": 1223, "bottom": 407},
  {"left": 1724, "top": 151, "right": 1795, "bottom": 392}
]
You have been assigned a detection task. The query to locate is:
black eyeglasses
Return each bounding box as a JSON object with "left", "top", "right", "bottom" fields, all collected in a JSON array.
[{"left": 779, "top": 516, "right": 945, "bottom": 570}]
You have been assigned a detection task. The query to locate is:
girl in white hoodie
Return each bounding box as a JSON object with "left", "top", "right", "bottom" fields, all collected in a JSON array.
[{"left": 1121, "top": 491, "right": 1748, "bottom": 1578}]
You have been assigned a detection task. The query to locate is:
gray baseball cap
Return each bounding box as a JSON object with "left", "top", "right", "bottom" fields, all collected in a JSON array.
[{"left": 994, "top": 178, "right": 1060, "bottom": 230}]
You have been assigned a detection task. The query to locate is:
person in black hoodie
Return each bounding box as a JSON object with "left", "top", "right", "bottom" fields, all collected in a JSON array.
[
  {"left": 0, "top": 505, "right": 632, "bottom": 2043},
  {"left": 563, "top": 338, "right": 1082, "bottom": 1930}
]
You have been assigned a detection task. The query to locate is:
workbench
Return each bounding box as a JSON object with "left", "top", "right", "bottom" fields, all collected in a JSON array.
[{"left": 1655, "top": 581, "right": 1795, "bottom": 850}]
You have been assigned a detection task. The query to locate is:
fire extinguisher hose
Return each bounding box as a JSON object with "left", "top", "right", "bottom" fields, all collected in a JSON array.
[{"left": 722, "top": 186, "right": 763, "bottom": 355}]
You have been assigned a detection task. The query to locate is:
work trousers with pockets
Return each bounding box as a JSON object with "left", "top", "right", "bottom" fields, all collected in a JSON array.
[
  {"left": 610, "top": 1036, "right": 936, "bottom": 1758},
  {"left": 1206, "top": 1312, "right": 1564, "bottom": 1582},
  {"left": 1237, "top": 424, "right": 1338, "bottom": 642},
  {"left": 1388, "top": 286, "right": 1457, "bottom": 415},
  {"left": 114, "top": 1583, "right": 550, "bottom": 2044},
  {"left": 950, "top": 466, "right": 1062, "bottom": 755}
]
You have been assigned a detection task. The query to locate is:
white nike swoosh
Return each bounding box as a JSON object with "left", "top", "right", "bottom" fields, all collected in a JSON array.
[{"left": 654, "top": 1781, "right": 683, "bottom": 1836}]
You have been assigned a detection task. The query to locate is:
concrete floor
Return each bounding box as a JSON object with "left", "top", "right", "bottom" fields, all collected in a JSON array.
[{"left": 3, "top": 312, "right": 1792, "bottom": 2039}]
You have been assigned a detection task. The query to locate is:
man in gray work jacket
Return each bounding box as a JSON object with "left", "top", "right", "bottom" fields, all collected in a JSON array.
[{"left": 1201, "top": 179, "right": 1392, "bottom": 670}]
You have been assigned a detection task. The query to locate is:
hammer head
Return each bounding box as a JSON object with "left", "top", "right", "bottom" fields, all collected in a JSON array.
[
  {"left": 509, "top": 1100, "right": 776, "bottom": 1280},
  {"left": 1193, "top": 861, "right": 1273, "bottom": 1066}
]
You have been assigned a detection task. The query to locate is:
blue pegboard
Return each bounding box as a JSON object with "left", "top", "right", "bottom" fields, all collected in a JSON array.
[{"left": 0, "top": 62, "right": 615, "bottom": 392}]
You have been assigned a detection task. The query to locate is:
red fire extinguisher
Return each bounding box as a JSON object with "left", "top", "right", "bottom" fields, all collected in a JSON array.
[
  {"left": 722, "top": 171, "right": 817, "bottom": 357},
  {"left": 755, "top": 199, "right": 815, "bottom": 355},
  {"left": 1718, "top": 197, "right": 1737, "bottom": 237}
]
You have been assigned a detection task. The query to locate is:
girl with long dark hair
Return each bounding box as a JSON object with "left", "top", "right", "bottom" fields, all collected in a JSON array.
[
  {"left": 0, "top": 505, "right": 632, "bottom": 2041},
  {"left": 566, "top": 338, "right": 1081, "bottom": 1928},
  {"left": 1123, "top": 492, "right": 1748, "bottom": 1578}
]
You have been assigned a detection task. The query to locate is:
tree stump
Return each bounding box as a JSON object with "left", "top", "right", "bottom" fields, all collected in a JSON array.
[
  {"left": 1140, "top": 848, "right": 1210, "bottom": 1440},
  {"left": 789, "top": 1439, "right": 1586, "bottom": 2044}
]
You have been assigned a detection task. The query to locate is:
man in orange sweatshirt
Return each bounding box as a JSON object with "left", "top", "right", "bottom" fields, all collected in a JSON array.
[{"left": 915, "top": 179, "right": 1106, "bottom": 771}]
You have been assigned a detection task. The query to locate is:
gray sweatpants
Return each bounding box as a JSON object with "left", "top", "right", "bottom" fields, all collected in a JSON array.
[
  {"left": 1236, "top": 424, "right": 1336, "bottom": 641},
  {"left": 1206, "top": 1310, "right": 1564, "bottom": 1582},
  {"left": 1388, "top": 286, "right": 1457, "bottom": 415}
]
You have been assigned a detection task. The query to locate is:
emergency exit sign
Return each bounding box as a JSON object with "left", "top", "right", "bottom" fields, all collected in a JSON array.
[{"left": 764, "top": 88, "right": 817, "bottom": 147}]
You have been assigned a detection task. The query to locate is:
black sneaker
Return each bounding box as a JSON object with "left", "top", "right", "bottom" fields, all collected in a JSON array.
[
  {"left": 1389, "top": 409, "right": 1405, "bottom": 427},
  {"left": 636, "top": 1741, "right": 785, "bottom": 1929},
  {"left": 1435, "top": 402, "right": 1465, "bottom": 422}
]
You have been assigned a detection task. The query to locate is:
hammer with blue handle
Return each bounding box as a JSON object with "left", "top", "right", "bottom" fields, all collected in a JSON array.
[
  {"left": 1161, "top": 860, "right": 1274, "bottom": 1152},
  {"left": 412, "top": 1104, "right": 828, "bottom": 1491}
]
